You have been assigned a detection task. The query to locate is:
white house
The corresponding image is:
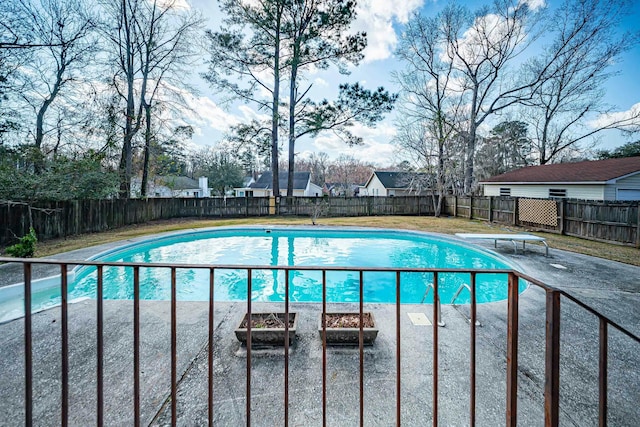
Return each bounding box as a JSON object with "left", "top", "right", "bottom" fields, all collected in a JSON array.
[
  {"left": 480, "top": 157, "right": 640, "bottom": 201},
  {"left": 132, "top": 176, "right": 211, "bottom": 198},
  {"left": 234, "top": 171, "right": 322, "bottom": 197},
  {"left": 360, "top": 171, "right": 433, "bottom": 196}
]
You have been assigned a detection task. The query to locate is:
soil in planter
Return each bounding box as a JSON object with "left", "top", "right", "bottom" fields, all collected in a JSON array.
[
  {"left": 323, "top": 313, "right": 375, "bottom": 328},
  {"left": 240, "top": 313, "right": 296, "bottom": 329}
]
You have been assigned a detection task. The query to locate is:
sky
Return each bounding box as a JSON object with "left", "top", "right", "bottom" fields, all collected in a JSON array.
[{"left": 179, "top": 0, "right": 640, "bottom": 165}]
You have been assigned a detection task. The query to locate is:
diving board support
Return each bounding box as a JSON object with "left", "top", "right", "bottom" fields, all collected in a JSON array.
[{"left": 455, "top": 233, "right": 550, "bottom": 257}]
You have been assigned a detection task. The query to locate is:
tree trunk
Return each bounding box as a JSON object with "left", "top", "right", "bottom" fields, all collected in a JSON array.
[
  {"left": 119, "top": 0, "right": 135, "bottom": 199},
  {"left": 270, "top": 4, "right": 282, "bottom": 198},
  {"left": 34, "top": 61, "right": 65, "bottom": 174},
  {"left": 287, "top": 59, "right": 298, "bottom": 197},
  {"left": 141, "top": 104, "right": 152, "bottom": 197},
  {"left": 465, "top": 86, "right": 479, "bottom": 195}
]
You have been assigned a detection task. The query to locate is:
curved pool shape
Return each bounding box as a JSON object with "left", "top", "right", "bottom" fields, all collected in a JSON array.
[{"left": 1, "top": 228, "right": 527, "bottom": 321}]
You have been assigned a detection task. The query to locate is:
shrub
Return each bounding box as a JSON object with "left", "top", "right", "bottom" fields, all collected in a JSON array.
[{"left": 6, "top": 227, "right": 37, "bottom": 258}]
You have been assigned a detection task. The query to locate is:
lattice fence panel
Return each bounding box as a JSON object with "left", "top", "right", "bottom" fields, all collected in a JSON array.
[{"left": 518, "top": 199, "right": 558, "bottom": 227}]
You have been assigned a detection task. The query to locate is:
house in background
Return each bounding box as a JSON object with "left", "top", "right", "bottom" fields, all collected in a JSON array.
[
  {"left": 234, "top": 171, "right": 322, "bottom": 197},
  {"left": 480, "top": 156, "right": 640, "bottom": 200},
  {"left": 131, "top": 176, "right": 211, "bottom": 198},
  {"left": 360, "top": 171, "right": 433, "bottom": 196},
  {"left": 324, "top": 182, "right": 362, "bottom": 196}
]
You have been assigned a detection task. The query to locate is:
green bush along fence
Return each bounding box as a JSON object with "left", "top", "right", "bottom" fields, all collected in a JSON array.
[{"left": 1, "top": 195, "right": 638, "bottom": 247}]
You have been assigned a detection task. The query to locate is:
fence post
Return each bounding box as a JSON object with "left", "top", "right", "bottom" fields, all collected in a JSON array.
[
  {"left": 469, "top": 196, "right": 473, "bottom": 219},
  {"left": 269, "top": 196, "right": 276, "bottom": 215},
  {"left": 636, "top": 202, "right": 640, "bottom": 248},
  {"left": 488, "top": 196, "right": 493, "bottom": 222},
  {"left": 513, "top": 198, "right": 518, "bottom": 226},
  {"left": 454, "top": 196, "right": 458, "bottom": 218},
  {"left": 559, "top": 200, "right": 566, "bottom": 235}
]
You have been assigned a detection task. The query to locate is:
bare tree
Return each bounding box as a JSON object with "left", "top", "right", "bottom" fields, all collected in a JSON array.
[
  {"left": 0, "top": 2, "right": 32, "bottom": 139},
  {"left": 134, "top": 0, "right": 203, "bottom": 196},
  {"left": 101, "top": 0, "right": 202, "bottom": 198},
  {"left": 439, "top": 1, "right": 546, "bottom": 193},
  {"left": 520, "top": 0, "right": 639, "bottom": 164},
  {"left": 394, "top": 10, "right": 466, "bottom": 214},
  {"left": 101, "top": 0, "right": 144, "bottom": 197},
  {"left": 394, "top": 0, "right": 638, "bottom": 192},
  {"left": 326, "top": 154, "right": 373, "bottom": 195},
  {"left": 6, "top": 0, "right": 96, "bottom": 171}
]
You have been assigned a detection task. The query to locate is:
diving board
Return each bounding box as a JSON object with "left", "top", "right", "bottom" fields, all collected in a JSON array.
[{"left": 455, "top": 233, "right": 549, "bottom": 257}]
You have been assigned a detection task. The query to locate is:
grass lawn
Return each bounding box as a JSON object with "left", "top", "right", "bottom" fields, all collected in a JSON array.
[{"left": 26, "top": 215, "right": 640, "bottom": 267}]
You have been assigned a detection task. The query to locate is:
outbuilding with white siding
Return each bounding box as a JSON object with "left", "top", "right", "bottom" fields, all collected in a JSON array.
[{"left": 480, "top": 157, "right": 640, "bottom": 201}]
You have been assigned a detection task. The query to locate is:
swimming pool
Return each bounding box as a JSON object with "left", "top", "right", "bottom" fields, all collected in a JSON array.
[{"left": 0, "top": 227, "right": 526, "bottom": 321}]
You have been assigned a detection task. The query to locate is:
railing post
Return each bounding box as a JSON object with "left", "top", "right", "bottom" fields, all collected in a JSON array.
[
  {"left": 171, "top": 268, "right": 178, "bottom": 426},
  {"left": 506, "top": 272, "right": 519, "bottom": 427},
  {"left": 61, "top": 265, "right": 69, "bottom": 427},
  {"left": 545, "top": 290, "right": 560, "bottom": 427},
  {"left": 599, "top": 319, "right": 608, "bottom": 427},
  {"left": 133, "top": 267, "right": 141, "bottom": 427},
  {"left": 396, "top": 271, "right": 401, "bottom": 425},
  {"left": 246, "top": 269, "right": 252, "bottom": 427},
  {"left": 470, "top": 273, "right": 477, "bottom": 427},
  {"left": 433, "top": 272, "right": 439, "bottom": 427},
  {"left": 24, "top": 262, "right": 33, "bottom": 427},
  {"left": 208, "top": 268, "right": 215, "bottom": 427}
]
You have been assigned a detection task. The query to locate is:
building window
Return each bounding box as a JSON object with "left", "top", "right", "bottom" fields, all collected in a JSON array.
[
  {"left": 549, "top": 189, "right": 567, "bottom": 198},
  {"left": 499, "top": 188, "right": 511, "bottom": 197}
]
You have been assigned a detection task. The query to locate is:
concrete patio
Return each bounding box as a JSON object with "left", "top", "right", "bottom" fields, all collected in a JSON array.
[{"left": 0, "top": 230, "right": 638, "bottom": 426}]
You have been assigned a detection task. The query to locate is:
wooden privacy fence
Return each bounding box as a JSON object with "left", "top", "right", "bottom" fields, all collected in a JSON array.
[
  {"left": 277, "top": 196, "right": 435, "bottom": 217},
  {"left": 1, "top": 195, "right": 639, "bottom": 247},
  {"left": 443, "top": 196, "right": 640, "bottom": 247},
  {"left": 0, "top": 198, "right": 271, "bottom": 246}
]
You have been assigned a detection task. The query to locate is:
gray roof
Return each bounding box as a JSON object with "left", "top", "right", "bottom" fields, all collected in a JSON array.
[
  {"left": 369, "top": 171, "right": 433, "bottom": 189},
  {"left": 156, "top": 176, "right": 200, "bottom": 190},
  {"left": 249, "top": 171, "right": 311, "bottom": 190}
]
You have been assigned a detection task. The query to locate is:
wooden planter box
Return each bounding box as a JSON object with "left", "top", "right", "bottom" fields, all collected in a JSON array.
[
  {"left": 319, "top": 312, "right": 378, "bottom": 346},
  {"left": 235, "top": 312, "right": 298, "bottom": 347}
]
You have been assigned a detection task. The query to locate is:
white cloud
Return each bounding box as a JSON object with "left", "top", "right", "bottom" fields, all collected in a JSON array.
[
  {"left": 300, "top": 121, "right": 398, "bottom": 164},
  {"left": 183, "top": 94, "right": 240, "bottom": 132},
  {"left": 156, "top": 0, "right": 191, "bottom": 10},
  {"left": 520, "top": 0, "right": 546, "bottom": 12},
  {"left": 237, "top": 104, "right": 270, "bottom": 122},
  {"left": 443, "top": 12, "right": 527, "bottom": 67},
  {"left": 588, "top": 103, "right": 640, "bottom": 131},
  {"left": 351, "top": 0, "right": 425, "bottom": 63},
  {"left": 314, "top": 78, "right": 329, "bottom": 87}
]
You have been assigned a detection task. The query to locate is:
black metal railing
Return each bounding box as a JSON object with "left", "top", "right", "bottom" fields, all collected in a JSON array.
[{"left": 1, "top": 257, "right": 638, "bottom": 426}]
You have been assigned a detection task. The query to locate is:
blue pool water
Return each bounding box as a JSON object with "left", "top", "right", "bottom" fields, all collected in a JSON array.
[{"left": 0, "top": 227, "right": 526, "bottom": 320}]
